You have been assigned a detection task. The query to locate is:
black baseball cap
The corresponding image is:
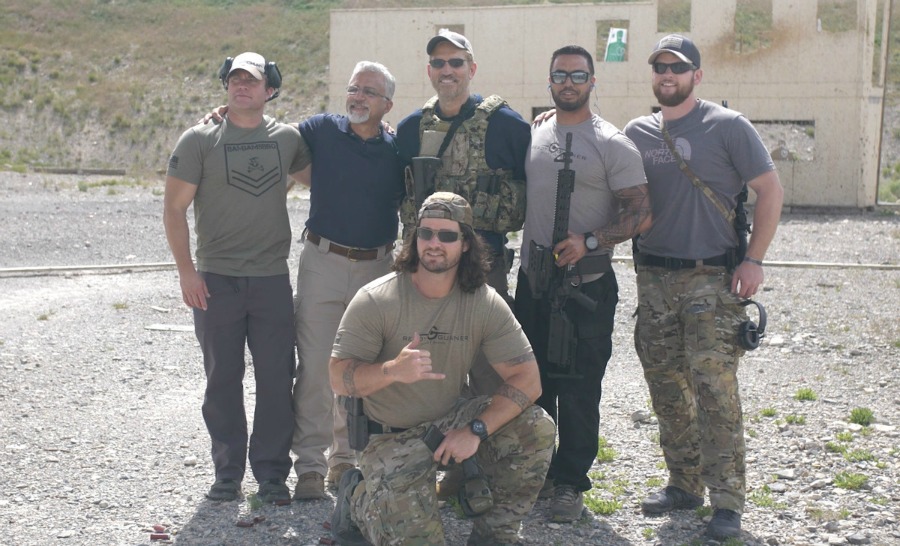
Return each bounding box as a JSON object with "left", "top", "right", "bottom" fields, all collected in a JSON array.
[{"left": 647, "top": 34, "right": 701, "bottom": 68}]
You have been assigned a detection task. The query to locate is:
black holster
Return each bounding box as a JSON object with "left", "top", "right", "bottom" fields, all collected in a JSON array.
[{"left": 344, "top": 396, "right": 369, "bottom": 451}]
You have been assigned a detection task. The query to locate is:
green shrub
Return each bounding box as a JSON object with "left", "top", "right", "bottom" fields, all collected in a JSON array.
[
  {"left": 849, "top": 407, "right": 874, "bottom": 427},
  {"left": 833, "top": 472, "right": 867, "bottom": 490},
  {"left": 794, "top": 388, "right": 818, "bottom": 401}
]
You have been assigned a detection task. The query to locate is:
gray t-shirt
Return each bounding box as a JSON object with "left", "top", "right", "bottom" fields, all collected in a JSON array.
[
  {"left": 167, "top": 116, "right": 311, "bottom": 276},
  {"left": 520, "top": 114, "right": 647, "bottom": 269},
  {"left": 332, "top": 272, "right": 531, "bottom": 429},
  {"left": 624, "top": 99, "right": 775, "bottom": 259}
]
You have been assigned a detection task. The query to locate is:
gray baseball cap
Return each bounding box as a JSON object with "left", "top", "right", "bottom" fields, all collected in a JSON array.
[{"left": 427, "top": 28, "right": 473, "bottom": 56}]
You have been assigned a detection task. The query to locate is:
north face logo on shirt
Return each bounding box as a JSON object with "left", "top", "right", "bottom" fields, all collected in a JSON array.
[{"left": 224, "top": 141, "right": 283, "bottom": 196}]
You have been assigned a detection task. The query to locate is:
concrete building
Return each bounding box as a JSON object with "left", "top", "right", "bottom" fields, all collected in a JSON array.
[{"left": 330, "top": 0, "right": 891, "bottom": 208}]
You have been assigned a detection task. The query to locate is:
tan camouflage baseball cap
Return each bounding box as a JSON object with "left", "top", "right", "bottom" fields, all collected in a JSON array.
[{"left": 418, "top": 192, "right": 473, "bottom": 227}]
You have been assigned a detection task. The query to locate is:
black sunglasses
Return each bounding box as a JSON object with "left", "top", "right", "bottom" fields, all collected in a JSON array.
[
  {"left": 429, "top": 58, "right": 467, "bottom": 69},
  {"left": 417, "top": 227, "right": 462, "bottom": 243},
  {"left": 549, "top": 70, "right": 591, "bottom": 85},
  {"left": 652, "top": 61, "right": 695, "bottom": 75}
]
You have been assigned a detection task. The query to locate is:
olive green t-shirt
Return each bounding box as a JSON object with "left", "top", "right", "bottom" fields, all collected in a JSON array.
[
  {"left": 167, "top": 115, "right": 311, "bottom": 276},
  {"left": 332, "top": 272, "right": 531, "bottom": 428}
]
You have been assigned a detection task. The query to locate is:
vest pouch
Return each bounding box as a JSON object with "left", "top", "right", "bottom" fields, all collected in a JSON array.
[
  {"left": 494, "top": 177, "right": 526, "bottom": 232},
  {"left": 400, "top": 166, "right": 418, "bottom": 226},
  {"left": 471, "top": 191, "right": 500, "bottom": 228}
]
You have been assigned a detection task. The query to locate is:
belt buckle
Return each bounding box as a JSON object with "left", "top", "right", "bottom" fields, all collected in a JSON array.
[{"left": 346, "top": 247, "right": 363, "bottom": 262}]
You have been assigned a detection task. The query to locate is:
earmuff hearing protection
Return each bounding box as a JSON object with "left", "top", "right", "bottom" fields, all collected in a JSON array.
[
  {"left": 218, "top": 57, "right": 283, "bottom": 101},
  {"left": 738, "top": 299, "right": 767, "bottom": 350}
]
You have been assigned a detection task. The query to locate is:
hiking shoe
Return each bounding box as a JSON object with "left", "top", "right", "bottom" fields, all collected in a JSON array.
[
  {"left": 641, "top": 486, "right": 703, "bottom": 514},
  {"left": 293, "top": 471, "right": 327, "bottom": 500},
  {"left": 326, "top": 463, "right": 356, "bottom": 491},
  {"left": 206, "top": 479, "right": 241, "bottom": 501},
  {"left": 256, "top": 479, "right": 291, "bottom": 505},
  {"left": 537, "top": 477, "right": 555, "bottom": 499},
  {"left": 706, "top": 508, "right": 742, "bottom": 539},
  {"left": 436, "top": 464, "right": 464, "bottom": 500},
  {"left": 330, "top": 468, "right": 371, "bottom": 546},
  {"left": 550, "top": 485, "right": 584, "bottom": 523}
]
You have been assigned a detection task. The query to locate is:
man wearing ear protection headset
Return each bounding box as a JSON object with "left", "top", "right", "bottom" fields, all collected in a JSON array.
[
  {"left": 164, "top": 52, "right": 311, "bottom": 506},
  {"left": 201, "top": 61, "right": 405, "bottom": 501},
  {"left": 516, "top": 45, "right": 650, "bottom": 524},
  {"left": 624, "top": 34, "right": 784, "bottom": 539}
]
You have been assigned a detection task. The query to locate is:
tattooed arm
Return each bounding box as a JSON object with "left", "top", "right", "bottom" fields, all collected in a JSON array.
[
  {"left": 329, "top": 331, "right": 446, "bottom": 398},
  {"left": 433, "top": 350, "right": 541, "bottom": 465},
  {"left": 480, "top": 351, "right": 542, "bottom": 434},
  {"left": 594, "top": 184, "right": 652, "bottom": 248}
]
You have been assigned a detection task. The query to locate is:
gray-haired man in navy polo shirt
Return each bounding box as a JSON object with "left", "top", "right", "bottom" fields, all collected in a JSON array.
[{"left": 289, "top": 61, "right": 405, "bottom": 500}]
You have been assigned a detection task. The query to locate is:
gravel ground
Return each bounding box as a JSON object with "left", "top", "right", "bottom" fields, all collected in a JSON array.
[{"left": 0, "top": 173, "right": 899, "bottom": 546}]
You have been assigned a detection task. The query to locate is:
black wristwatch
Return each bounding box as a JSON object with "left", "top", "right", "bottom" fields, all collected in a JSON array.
[
  {"left": 584, "top": 232, "right": 599, "bottom": 251},
  {"left": 469, "top": 419, "right": 489, "bottom": 441}
]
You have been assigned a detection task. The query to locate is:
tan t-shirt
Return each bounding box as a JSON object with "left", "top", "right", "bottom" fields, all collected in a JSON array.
[{"left": 332, "top": 272, "right": 531, "bottom": 428}]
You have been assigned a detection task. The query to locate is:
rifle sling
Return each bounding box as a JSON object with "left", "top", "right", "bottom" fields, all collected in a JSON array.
[{"left": 659, "top": 118, "right": 735, "bottom": 225}]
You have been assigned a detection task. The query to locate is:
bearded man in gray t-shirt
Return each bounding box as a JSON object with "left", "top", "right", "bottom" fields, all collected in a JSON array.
[
  {"left": 516, "top": 45, "right": 650, "bottom": 524},
  {"left": 624, "top": 34, "right": 784, "bottom": 540}
]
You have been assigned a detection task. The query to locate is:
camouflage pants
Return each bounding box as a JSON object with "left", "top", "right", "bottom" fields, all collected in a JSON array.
[
  {"left": 633, "top": 266, "right": 748, "bottom": 513},
  {"left": 351, "top": 397, "right": 555, "bottom": 545}
]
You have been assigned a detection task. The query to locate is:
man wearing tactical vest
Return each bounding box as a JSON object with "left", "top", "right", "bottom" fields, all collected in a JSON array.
[
  {"left": 395, "top": 27, "right": 532, "bottom": 499},
  {"left": 396, "top": 29, "right": 530, "bottom": 304}
]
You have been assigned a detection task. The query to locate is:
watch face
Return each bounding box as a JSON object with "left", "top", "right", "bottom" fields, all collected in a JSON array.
[
  {"left": 471, "top": 419, "right": 487, "bottom": 439},
  {"left": 585, "top": 235, "right": 598, "bottom": 250}
]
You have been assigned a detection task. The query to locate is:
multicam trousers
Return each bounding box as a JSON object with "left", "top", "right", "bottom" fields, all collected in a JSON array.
[
  {"left": 351, "top": 396, "right": 555, "bottom": 545},
  {"left": 633, "top": 265, "right": 749, "bottom": 513}
]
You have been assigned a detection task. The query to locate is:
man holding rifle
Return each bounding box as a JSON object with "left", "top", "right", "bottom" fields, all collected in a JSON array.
[{"left": 516, "top": 45, "right": 650, "bottom": 523}]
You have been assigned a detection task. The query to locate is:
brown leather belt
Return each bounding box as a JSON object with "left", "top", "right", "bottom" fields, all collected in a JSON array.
[{"left": 306, "top": 231, "right": 393, "bottom": 261}]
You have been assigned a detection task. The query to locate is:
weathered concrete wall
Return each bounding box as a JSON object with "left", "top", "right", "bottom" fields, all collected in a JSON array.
[{"left": 330, "top": 0, "right": 887, "bottom": 208}]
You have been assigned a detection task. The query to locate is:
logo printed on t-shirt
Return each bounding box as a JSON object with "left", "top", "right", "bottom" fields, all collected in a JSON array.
[
  {"left": 224, "top": 141, "right": 283, "bottom": 196},
  {"left": 645, "top": 137, "right": 691, "bottom": 166},
  {"left": 402, "top": 325, "right": 470, "bottom": 344}
]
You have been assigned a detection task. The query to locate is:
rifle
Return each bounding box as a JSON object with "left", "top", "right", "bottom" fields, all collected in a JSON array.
[{"left": 526, "top": 133, "right": 596, "bottom": 378}]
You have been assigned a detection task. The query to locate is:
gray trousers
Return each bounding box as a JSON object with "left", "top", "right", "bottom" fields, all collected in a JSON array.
[{"left": 194, "top": 272, "right": 296, "bottom": 484}]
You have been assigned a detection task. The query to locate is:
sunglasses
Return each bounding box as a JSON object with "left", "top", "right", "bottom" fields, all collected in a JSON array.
[
  {"left": 651, "top": 61, "right": 696, "bottom": 75},
  {"left": 417, "top": 227, "right": 462, "bottom": 243},
  {"left": 549, "top": 70, "right": 591, "bottom": 85},
  {"left": 346, "top": 85, "right": 390, "bottom": 100},
  {"left": 429, "top": 58, "right": 467, "bottom": 69}
]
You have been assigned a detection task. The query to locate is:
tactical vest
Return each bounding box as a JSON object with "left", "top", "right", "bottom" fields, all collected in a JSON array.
[{"left": 400, "top": 95, "right": 526, "bottom": 233}]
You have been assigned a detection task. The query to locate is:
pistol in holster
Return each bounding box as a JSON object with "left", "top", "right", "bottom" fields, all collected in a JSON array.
[
  {"left": 422, "top": 425, "right": 493, "bottom": 517},
  {"left": 526, "top": 240, "right": 553, "bottom": 299},
  {"left": 344, "top": 396, "right": 370, "bottom": 451}
]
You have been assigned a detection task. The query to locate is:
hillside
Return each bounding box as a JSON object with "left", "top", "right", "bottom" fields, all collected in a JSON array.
[{"left": 0, "top": 0, "right": 899, "bottom": 201}]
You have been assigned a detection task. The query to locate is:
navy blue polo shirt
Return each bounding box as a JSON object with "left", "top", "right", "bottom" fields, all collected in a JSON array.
[
  {"left": 300, "top": 113, "right": 404, "bottom": 249},
  {"left": 396, "top": 95, "right": 530, "bottom": 251}
]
